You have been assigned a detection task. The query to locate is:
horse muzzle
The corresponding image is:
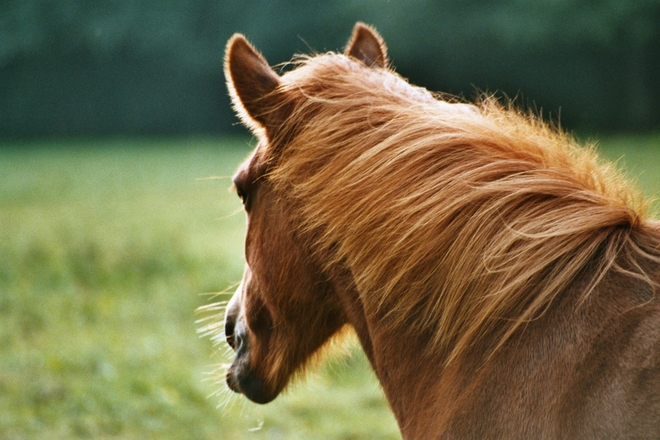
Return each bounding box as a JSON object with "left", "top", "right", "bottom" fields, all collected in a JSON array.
[
  {"left": 224, "top": 288, "right": 277, "bottom": 404},
  {"left": 224, "top": 319, "right": 277, "bottom": 404}
]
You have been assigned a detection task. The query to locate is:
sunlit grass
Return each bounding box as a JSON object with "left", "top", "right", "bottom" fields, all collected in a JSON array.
[{"left": 1, "top": 134, "right": 658, "bottom": 439}]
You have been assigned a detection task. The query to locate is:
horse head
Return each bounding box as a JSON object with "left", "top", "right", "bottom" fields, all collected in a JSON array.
[{"left": 222, "top": 23, "right": 387, "bottom": 404}]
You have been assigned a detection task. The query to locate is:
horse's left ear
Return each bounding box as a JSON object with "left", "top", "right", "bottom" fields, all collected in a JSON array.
[
  {"left": 345, "top": 22, "right": 388, "bottom": 68},
  {"left": 225, "top": 34, "right": 282, "bottom": 132}
]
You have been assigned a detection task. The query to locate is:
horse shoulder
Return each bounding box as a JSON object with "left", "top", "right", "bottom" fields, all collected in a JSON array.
[
  {"left": 553, "top": 263, "right": 660, "bottom": 438},
  {"left": 418, "top": 268, "right": 660, "bottom": 439},
  {"left": 558, "top": 298, "right": 660, "bottom": 438}
]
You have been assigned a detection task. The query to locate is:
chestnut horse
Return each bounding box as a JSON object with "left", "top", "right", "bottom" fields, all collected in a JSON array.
[{"left": 217, "top": 23, "right": 660, "bottom": 438}]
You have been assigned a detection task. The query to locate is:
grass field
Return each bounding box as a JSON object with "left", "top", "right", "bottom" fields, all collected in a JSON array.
[{"left": 1, "top": 134, "right": 659, "bottom": 439}]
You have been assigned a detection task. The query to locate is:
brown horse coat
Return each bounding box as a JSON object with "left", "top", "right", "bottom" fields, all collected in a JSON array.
[{"left": 216, "top": 23, "right": 660, "bottom": 438}]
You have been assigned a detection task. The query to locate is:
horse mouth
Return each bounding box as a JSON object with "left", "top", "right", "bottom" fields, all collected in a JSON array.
[{"left": 226, "top": 357, "right": 277, "bottom": 404}]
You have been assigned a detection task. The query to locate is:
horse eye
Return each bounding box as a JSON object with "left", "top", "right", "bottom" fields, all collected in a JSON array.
[{"left": 236, "top": 187, "right": 249, "bottom": 205}]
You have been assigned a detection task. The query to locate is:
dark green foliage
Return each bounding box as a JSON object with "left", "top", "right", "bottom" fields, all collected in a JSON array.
[{"left": 1, "top": 1, "right": 659, "bottom": 137}]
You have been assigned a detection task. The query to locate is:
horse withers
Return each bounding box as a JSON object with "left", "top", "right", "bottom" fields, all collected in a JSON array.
[{"left": 217, "top": 22, "right": 660, "bottom": 438}]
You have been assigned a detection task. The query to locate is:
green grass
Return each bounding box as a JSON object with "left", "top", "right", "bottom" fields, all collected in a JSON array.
[
  {"left": 1, "top": 134, "right": 659, "bottom": 439},
  {"left": 0, "top": 138, "right": 399, "bottom": 440}
]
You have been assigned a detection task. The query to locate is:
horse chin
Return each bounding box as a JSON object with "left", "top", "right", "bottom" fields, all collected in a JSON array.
[{"left": 226, "top": 355, "right": 279, "bottom": 404}]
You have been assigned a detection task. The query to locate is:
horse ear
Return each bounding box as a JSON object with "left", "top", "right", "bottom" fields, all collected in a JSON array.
[
  {"left": 345, "top": 22, "right": 388, "bottom": 68},
  {"left": 225, "top": 34, "right": 281, "bottom": 131}
]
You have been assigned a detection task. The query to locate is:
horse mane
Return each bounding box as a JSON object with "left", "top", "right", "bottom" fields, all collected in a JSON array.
[{"left": 264, "top": 53, "right": 660, "bottom": 364}]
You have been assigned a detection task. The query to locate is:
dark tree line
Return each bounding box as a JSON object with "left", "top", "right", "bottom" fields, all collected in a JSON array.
[{"left": 1, "top": 0, "right": 659, "bottom": 137}]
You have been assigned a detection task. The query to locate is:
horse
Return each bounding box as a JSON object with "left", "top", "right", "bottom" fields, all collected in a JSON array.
[{"left": 216, "top": 22, "right": 660, "bottom": 438}]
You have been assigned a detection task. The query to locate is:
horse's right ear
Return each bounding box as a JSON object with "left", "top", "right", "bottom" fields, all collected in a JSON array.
[{"left": 225, "top": 34, "right": 281, "bottom": 132}]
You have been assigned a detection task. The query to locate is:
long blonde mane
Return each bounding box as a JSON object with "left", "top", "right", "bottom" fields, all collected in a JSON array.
[{"left": 264, "top": 53, "right": 659, "bottom": 363}]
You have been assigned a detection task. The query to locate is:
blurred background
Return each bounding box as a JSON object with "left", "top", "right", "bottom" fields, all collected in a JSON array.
[
  {"left": 1, "top": 2, "right": 660, "bottom": 439},
  {"left": 2, "top": 0, "right": 660, "bottom": 138}
]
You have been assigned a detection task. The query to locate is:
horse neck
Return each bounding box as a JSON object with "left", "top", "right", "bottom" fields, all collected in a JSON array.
[
  {"left": 328, "top": 225, "right": 660, "bottom": 438},
  {"left": 328, "top": 265, "right": 457, "bottom": 435}
]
